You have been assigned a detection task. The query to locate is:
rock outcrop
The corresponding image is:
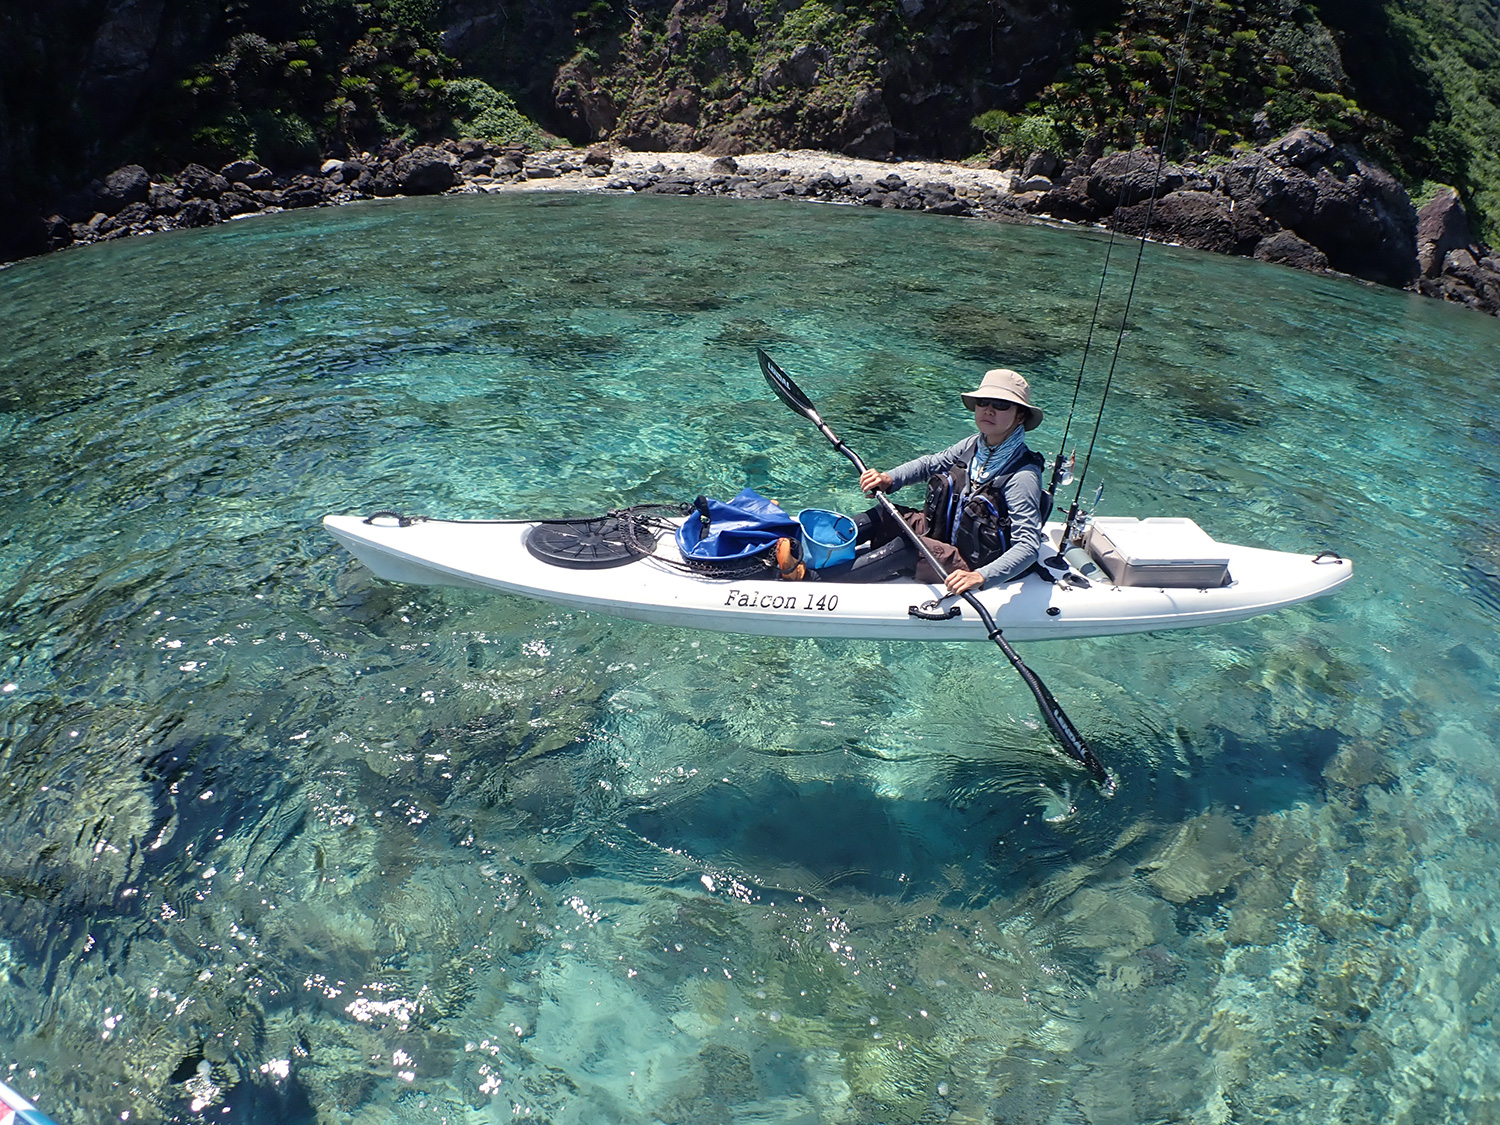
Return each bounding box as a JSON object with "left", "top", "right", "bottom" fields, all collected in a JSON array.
[{"left": 1023, "top": 129, "right": 1495, "bottom": 307}]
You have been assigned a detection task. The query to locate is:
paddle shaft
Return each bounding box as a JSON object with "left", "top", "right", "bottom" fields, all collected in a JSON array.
[{"left": 794, "top": 391, "right": 1109, "bottom": 786}]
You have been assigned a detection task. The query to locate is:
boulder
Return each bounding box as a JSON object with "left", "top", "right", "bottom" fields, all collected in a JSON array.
[
  {"left": 1221, "top": 128, "right": 1417, "bottom": 287},
  {"left": 1034, "top": 182, "right": 1102, "bottom": 223},
  {"left": 1087, "top": 150, "right": 1208, "bottom": 208},
  {"left": 177, "top": 198, "right": 221, "bottom": 227},
  {"left": 1416, "top": 249, "right": 1500, "bottom": 315},
  {"left": 1416, "top": 187, "right": 1472, "bottom": 278},
  {"left": 217, "top": 190, "right": 258, "bottom": 217},
  {"left": 220, "top": 159, "right": 274, "bottom": 189},
  {"left": 1254, "top": 229, "right": 1329, "bottom": 272},
  {"left": 148, "top": 183, "right": 183, "bottom": 215},
  {"left": 42, "top": 214, "right": 73, "bottom": 251},
  {"left": 1022, "top": 150, "right": 1061, "bottom": 180},
  {"left": 176, "top": 163, "right": 230, "bottom": 199},
  {"left": 97, "top": 165, "right": 150, "bottom": 214},
  {"left": 394, "top": 147, "right": 458, "bottom": 194},
  {"left": 1111, "top": 190, "right": 1271, "bottom": 256}
]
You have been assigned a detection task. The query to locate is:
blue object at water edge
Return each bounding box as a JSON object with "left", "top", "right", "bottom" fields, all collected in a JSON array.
[{"left": 798, "top": 508, "right": 857, "bottom": 570}]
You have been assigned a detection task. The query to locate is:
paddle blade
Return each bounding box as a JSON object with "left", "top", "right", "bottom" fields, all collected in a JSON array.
[{"left": 757, "top": 348, "right": 819, "bottom": 422}]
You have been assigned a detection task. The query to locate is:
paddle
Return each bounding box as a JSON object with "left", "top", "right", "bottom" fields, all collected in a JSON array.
[{"left": 757, "top": 348, "right": 1112, "bottom": 790}]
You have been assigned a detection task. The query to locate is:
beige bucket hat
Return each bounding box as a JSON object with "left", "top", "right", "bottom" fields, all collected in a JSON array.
[{"left": 960, "top": 368, "right": 1044, "bottom": 430}]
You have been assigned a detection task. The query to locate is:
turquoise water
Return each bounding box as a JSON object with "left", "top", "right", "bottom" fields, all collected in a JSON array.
[{"left": 1, "top": 191, "right": 1498, "bottom": 1124}]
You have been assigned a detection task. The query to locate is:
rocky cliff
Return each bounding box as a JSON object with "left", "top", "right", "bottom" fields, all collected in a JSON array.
[{"left": 3, "top": 0, "right": 1497, "bottom": 315}]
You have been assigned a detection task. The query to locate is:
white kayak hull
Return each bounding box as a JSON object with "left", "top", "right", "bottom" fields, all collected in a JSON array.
[{"left": 323, "top": 513, "right": 1351, "bottom": 643}]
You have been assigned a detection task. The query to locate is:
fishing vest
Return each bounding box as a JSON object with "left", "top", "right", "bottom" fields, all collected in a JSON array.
[{"left": 923, "top": 447, "right": 1047, "bottom": 567}]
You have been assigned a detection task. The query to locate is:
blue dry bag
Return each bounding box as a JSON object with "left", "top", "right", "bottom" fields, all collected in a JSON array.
[
  {"left": 797, "top": 509, "right": 857, "bottom": 570},
  {"left": 676, "top": 487, "right": 800, "bottom": 565}
]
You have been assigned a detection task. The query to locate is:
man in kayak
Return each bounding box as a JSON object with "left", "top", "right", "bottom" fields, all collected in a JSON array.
[{"left": 779, "top": 367, "right": 1045, "bottom": 592}]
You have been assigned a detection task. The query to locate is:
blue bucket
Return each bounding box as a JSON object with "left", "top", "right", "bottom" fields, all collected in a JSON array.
[{"left": 797, "top": 509, "right": 857, "bottom": 570}]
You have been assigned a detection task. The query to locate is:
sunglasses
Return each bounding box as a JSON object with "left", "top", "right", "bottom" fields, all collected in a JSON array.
[{"left": 973, "top": 399, "right": 1018, "bottom": 412}]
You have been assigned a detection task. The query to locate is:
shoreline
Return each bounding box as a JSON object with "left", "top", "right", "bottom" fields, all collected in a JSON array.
[
  {"left": 13, "top": 140, "right": 1499, "bottom": 317},
  {"left": 495, "top": 147, "right": 1021, "bottom": 197}
]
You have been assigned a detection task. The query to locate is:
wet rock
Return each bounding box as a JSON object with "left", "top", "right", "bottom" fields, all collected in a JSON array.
[
  {"left": 1060, "top": 886, "right": 1174, "bottom": 955},
  {"left": 645, "top": 177, "right": 698, "bottom": 195},
  {"left": 393, "top": 146, "right": 457, "bottom": 194},
  {"left": 218, "top": 190, "right": 258, "bottom": 217},
  {"left": 1112, "top": 190, "right": 1271, "bottom": 255},
  {"left": 1416, "top": 187, "right": 1473, "bottom": 278},
  {"left": 42, "top": 213, "right": 72, "bottom": 250},
  {"left": 97, "top": 164, "right": 150, "bottom": 214},
  {"left": 1034, "top": 181, "right": 1102, "bottom": 222},
  {"left": 177, "top": 198, "right": 221, "bottom": 227},
  {"left": 1324, "top": 740, "right": 1397, "bottom": 790},
  {"left": 1416, "top": 251, "right": 1500, "bottom": 315},
  {"left": 149, "top": 183, "right": 183, "bottom": 214},
  {"left": 220, "top": 159, "right": 274, "bottom": 189},
  {"left": 1222, "top": 128, "right": 1417, "bottom": 286},
  {"left": 176, "top": 163, "right": 230, "bottom": 199},
  {"left": 1255, "top": 229, "right": 1330, "bottom": 271},
  {"left": 1142, "top": 811, "right": 1247, "bottom": 903},
  {"left": 1087, "top": 149, "right": 1207, "bottom": 208}
]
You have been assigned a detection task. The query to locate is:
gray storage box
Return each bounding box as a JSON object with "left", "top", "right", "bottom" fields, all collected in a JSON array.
[{"left": 1085, "top": 517, "right": 1230, "bottom": 588}]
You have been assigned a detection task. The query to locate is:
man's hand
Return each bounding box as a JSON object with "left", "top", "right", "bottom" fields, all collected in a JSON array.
[{"left": 945, "top": 569, "right": 985, "bottom": 596}]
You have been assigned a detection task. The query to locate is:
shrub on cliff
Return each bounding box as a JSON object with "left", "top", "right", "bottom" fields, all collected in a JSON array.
[
  {"left": 973, "top": 111, "right": 1070, "bottom": 164},
  {"left": 446, "top": 78, "right": 555, "bottom": 149}
]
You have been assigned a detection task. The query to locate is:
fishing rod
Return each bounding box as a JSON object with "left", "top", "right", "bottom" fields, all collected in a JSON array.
[
  {"left": 758, "top": 348, "right": 1112, "bottom": 790},
  {"left": 1057, "top": 0, "right": 1201, "bottom": 545}
]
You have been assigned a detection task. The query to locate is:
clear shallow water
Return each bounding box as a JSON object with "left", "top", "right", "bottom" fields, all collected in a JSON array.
[{"left": 1, "top": 191, "right": 1497, "bottom": 1124}]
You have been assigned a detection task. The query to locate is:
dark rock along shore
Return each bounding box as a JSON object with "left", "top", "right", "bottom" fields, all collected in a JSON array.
[{"left": 35, "top": 128, "right": 1500, "bottom": 318}]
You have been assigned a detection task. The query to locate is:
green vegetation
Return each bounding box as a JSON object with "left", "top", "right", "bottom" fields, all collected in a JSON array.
[
  {"left": 1020, "top": 0, "right": 1385, "bottom": 156},
  {"left": 149, "top": 0, "right": 547, "bottom": 167},
  {"left": 1351, "top": 0, "right": 1500, "bottom": 241},
  {"left": 5, "top": 0, "right": 1496, "bottom": 253},
  {"left": 967, "top": 0, "right": 1500, "bottom": 240},
  {"left": 446, "top": 78, "right": 555, "bottom": 149},
  {"left": 972, "top": 110, "right": 1071, "bottom": 163}
]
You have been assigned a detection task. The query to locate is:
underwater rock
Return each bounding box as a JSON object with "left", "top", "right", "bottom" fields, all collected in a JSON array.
[
  {"left": 1142, "top": 811, "right": 1248, "bottom": 904},
  {"left": 1323, "top": 739, "right": 1397, "bottom": 791},
  {"left": 1059, "top": 886, "right": 1174, "bottom": 955}
]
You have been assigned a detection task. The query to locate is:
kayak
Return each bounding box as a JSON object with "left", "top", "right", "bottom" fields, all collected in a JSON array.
[
  {"left": 0, "top": 1076, "right": 59, "bottom": 1125},
  {"left": 322, "top": 509, "right": 1351, "bottom": 643}
]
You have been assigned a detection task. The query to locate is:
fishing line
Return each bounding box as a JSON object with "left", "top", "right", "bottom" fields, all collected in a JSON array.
[
  {"left": 1048, "top": 110, "right": 1149, "bottom": 495},
  {"left": 1063, "top": 0, "right": 1201, "bottom": 538}
]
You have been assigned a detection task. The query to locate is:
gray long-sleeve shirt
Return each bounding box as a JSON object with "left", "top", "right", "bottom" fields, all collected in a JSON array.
[{"left": 885, "top": 434, "right": 1044, "bottom": 584}]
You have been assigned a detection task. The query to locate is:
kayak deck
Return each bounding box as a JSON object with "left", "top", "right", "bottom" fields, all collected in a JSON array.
[{"left": 322, "top": 513, "right": 1352, "bottom": 642}]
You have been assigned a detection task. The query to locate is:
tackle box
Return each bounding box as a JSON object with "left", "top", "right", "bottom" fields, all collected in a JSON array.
[{"left": 1085, "top": 517, "right": 1231, "bottom": 588}]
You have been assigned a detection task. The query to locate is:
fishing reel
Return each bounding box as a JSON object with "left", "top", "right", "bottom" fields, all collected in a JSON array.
[{"left": 1062, "top": 483, "right": 1105, "bottom": 548}]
